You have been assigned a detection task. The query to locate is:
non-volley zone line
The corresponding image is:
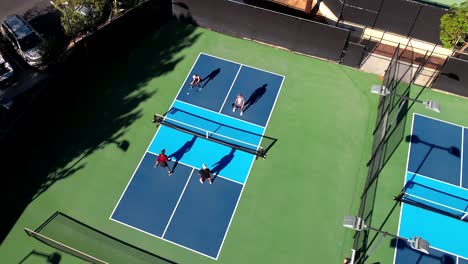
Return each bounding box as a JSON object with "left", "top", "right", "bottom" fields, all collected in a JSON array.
[
  {"left": 147, "top": 150, "right": 246, "bottom": 186},
  {"left": 176, "top": 100, "right": 265, "bottom": 129},
  {"left": 406, "top": 172, "right": 468, "bottom": 190},
  {"left": 200, "top": 52, "right": 286, "bottom": 78}
]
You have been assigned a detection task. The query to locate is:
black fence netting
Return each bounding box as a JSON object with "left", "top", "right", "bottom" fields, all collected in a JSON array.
[
  {"left": 172, "top": 0, "right": 350, "bottom": 61},
  {"left": 352, "top": 44, "right": 414, "bottom": 263},
  {"left": 25, "top": 212, "right": 176, "bottom": 264},
  {"left": 342, "top": 42, "right": 367, "bottom": 68},
  {"left": 326, "top": 0, "right": 448, "bottom": 45},
  {"left": 433, "top": 55, "right": 468, "bottom": 97}
]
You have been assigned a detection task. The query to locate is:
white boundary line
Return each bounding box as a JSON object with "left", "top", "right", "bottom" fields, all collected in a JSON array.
[
  {"left": 175, "top": 100, "right": 265, "bottom": 129},
  {"left": 263, "top": 75, "right": 285, "bottom": 130},
  {"left": 109, "top": 218, "right": 216, "bottom": 260},
  {"left": 407, "top": 171, "right": 468, "bottom": 191},
  {"left": 461, "top": 128, "right": 465, "bottom": 188},
  {"left": 240, "top": 63, "right": 286, "bottom": 78},
  {"left": 200, "top": 52, "right": 285, "bottom": 78},
  {"left": 109, "top": 131, "right": 161, "bottom": 218},
  {"left": 393, "top": 113, "right": 416, "bottom": 264},
  {"left": 147, "top": 150, "right": 245, "bottom": 186},
  {"left": 429, "top": 244, "right": 468, "bottom": 261},
  {"left": 219, "top": 65, "right": 243, "bottom": 113},
  {"left": 162, "top": 169, "right": 194, "bottom": 238},
  {"left": 414, "top": 113, "right": 465, "bottom": 129},
  {"left": 172, "top": 53, "right": 204, "bottom": 106},
  {"left": 214, "top": 155, "right": 256, "bottom": 259},
  {"left": 413, "top": 113, "right": 467, "bottom": 188},
  {"left": 200, "top": 52, "right": 243, "bottom": 68}
]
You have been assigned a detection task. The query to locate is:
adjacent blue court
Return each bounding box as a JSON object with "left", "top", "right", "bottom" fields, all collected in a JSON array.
[
  {"left": 110, "top": 53, "right": 284, "bottom": 259},
  {"left": 395, "top": 114, "right": 468, "bottom": 264}
]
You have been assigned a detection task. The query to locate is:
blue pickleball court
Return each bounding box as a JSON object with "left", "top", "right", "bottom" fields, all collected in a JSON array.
[
  {"left": 394, "top": 114, "right": 468, "bottom": 264},
  {"left": 110, "top": 53, "right": 284, "bottom": 259}
]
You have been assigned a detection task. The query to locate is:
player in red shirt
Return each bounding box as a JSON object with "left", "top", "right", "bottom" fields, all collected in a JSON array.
[{"left": 154, "top": 149, "right": 173, "bottom": 175}]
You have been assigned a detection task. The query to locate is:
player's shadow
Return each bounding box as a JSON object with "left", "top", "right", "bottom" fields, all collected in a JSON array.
[
  {"left": 168, "top": 136, "right": 197, "bottom": 172},
  {"left": 244, "top": 84, "right": 267, "bottom": 112},
  {"left": 202, "top": 68, "right": 221, "bottom": 88},
  {"left": 405, "top": 134, "right": 460, "bottom": 176},
  {"left": 211, "top": 148, "right": 236, "bottom": 182}
]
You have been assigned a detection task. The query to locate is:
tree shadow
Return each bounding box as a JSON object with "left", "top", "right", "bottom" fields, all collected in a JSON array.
[
  {"left": 0, "top": 0, "right": 200, "bottom": 243},
  {"left": 211, "top": 148, "right": 236, "bottom": 182},
  {"left": 201, "top": 68, "right": 221, "bottom": 88},
  {"left": 244, "top": 83, "right": 267, "bottom": 112},
  {"left": 168, "top": 136, "right": 197, "bottom": 172}
]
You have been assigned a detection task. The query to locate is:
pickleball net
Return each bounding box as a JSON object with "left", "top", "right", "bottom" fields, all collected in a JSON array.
[
  {"left": 153, "top": 111, "right": 276, "bottom": 159},
  {"left": 397, "top": 181, "right": 468, "bottom": 222}
]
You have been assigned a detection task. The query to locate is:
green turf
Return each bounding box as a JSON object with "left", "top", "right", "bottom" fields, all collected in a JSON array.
[{"left": 7, "top": 19, "right": 463, "bottom": 264}]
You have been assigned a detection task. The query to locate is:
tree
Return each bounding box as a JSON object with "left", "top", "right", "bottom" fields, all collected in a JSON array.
[
  {"left": 440, "top": 1, "right": 468, "bottom": 52},
  {"left": 52, "top": 0, "right": 109, "bottom": 38}
]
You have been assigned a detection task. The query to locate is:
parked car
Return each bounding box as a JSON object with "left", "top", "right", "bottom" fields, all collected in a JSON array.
[
  {"left": 0, "top": 51, "right": 14, "bottom": 85},
  {"left": 1, "top": 15, "right": 47, "bottom": 67},
  {"left": 75, "top": 5, "right": 93, "bottom": 17}
]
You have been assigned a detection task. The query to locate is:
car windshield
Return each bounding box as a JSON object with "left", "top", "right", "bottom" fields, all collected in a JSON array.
[{"left": 18, "top": 33, "right": 41, "bottom": 51}]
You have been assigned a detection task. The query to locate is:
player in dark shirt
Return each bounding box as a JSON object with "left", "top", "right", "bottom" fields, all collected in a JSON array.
[{"left": 198, "top": 163, "right": 212, "bottom": 184}]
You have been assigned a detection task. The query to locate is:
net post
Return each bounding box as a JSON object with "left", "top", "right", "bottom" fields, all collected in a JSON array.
[
  {"left": 153, "top": 114, "right": 164, "bottom": 124},
  {"left": 462, "top": 213, "right": 468, "bottom": 220},
  {"left": 255, "top": 147, "right": 266, "bottom": 160},
  {"left": 393, "top": 191, "right": 404, "bottom": 202}
]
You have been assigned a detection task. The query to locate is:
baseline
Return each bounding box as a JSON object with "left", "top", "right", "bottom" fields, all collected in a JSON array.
[{"left": 163, "top": 170, "right": 243, "bottom": 259}]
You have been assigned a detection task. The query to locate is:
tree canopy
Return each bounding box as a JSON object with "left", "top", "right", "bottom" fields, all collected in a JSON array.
[
  {"left": 53, "top": 0, "right": 108, "bottom": 37},
  {"left": 440, "top": 1, "right": 468, "bottom": 51}
]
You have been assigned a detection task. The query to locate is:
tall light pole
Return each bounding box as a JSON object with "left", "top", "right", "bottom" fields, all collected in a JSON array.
[
  {"left": 343, "top": 216, "right": 430, "bottom": 263},
  {"left": 371, "top": 85, "right": 441, "bottom": 113},
  {"left": 50, "top": 1, "right": 76, "bottom": 46}
]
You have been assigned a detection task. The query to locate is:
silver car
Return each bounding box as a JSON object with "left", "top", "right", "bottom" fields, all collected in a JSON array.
[
  {"left": 0, "top": 51, "right": 14, "bottom": 84},
  {"left": 1, "top": 15, "right": 47, "bottom": 66}
]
